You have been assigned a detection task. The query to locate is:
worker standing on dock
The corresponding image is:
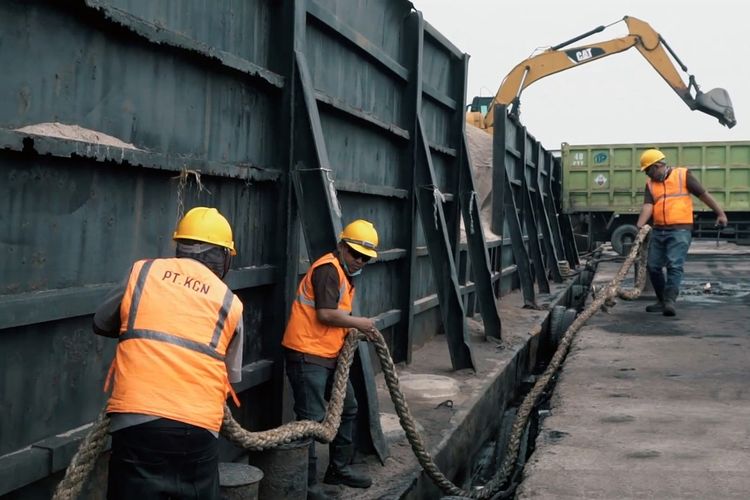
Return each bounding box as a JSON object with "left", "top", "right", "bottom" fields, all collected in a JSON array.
[
  {"left": 93, "top": 207, "right": 244, "bottom": 500},
  {"left": 636, "top": 150, "right": 728, "bottom": 316},
  {"left": 282, "top": 219, "right": 380, "bottom": 499}
]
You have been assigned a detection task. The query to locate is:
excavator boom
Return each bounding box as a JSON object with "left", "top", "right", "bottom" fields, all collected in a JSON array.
[{"left": 469, "top": 16, "right": 736, "bottom": 133}]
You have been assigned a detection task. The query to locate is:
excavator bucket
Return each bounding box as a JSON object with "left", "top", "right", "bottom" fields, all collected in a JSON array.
[{"left": 694, "top": 88, "right": 736, "bottom": 128}]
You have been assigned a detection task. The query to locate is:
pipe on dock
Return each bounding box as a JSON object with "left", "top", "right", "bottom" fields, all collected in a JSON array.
[
  {"left": 247, "top": 438, "right": 311, "bottom": 499},
  {"left": 219, "top": 462, "right": 263, "bottom": 500}
]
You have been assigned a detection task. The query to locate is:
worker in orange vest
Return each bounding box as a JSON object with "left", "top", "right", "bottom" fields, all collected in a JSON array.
[
  {"left": 93, "top": 207, "right": 244, "bottom": 499},
  {"left": 282, "top": 219, "right": 380, "bottom": 499},
  {"left": 636, "top": 150, "right": 727, "bottom": 316}
]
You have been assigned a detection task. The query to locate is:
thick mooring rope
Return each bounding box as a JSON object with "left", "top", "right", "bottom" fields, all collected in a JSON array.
[
  {"left": 349, "top": 226, "right": 653, "bottom": 499},
  {"left": 220, "top": 331, "right": 362, "bottom": 448},
  {"left": 617, "top": 237, "right": 649, "bottom": 300},
  {"left": 52, "top": 409, "right": 111, "bottom": 500},
  {"left": 52, "top": 336, "right": 366, "bottom": 500},
  {"left": 53, "top": 226, "right": 651, "bottom": 500},
  {"left": 453, "top": 225, "right": 652, "bottom": 499}
]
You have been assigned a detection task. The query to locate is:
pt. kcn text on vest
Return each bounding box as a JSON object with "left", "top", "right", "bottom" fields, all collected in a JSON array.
[{"left": 161, "top": 270, "right": 211, "bottom": 295}]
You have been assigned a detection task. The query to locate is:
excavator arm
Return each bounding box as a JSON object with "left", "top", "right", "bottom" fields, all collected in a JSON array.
[{"left": 469, "top": 16, "right": 736, "bottom": 132}]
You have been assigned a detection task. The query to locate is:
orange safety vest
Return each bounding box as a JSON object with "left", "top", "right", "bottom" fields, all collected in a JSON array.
[
  {"left": 647, "top": 167, "right": 694, "bottom": 226},
  {"left": 105, "top": 257, "right": 243, "bottom": 432},
  {"left": 282, "top": 252, "right": 354, "bottom": 358}
]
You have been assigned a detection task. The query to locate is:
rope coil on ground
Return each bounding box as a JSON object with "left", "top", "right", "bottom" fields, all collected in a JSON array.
[{"left": 53, "top": 226, "right": 651, "bottom": 500}]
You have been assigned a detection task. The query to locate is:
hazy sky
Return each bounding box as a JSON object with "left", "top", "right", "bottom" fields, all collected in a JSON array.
[{"left": 410, "top": 0, "right": 748, "bottom": 150}]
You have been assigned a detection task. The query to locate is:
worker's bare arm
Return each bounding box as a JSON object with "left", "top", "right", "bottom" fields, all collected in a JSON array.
[
  {"left": 636, "top": 203, "right": 654, "bottom": 228},
  {"left": 317, "top": 308, "right": 376, "bottom": 339},
  {"left": 698, "top": 192, "right": 728, "bottom": 226}
]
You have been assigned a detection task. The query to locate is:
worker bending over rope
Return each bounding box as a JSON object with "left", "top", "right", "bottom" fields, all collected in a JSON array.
[{"left": 93, "top": 207, "right": 244, "bottom": 499}]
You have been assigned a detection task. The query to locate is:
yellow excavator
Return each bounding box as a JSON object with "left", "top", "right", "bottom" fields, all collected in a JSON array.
[{"left": 466, "top": 16, "right": 736, "bottom": 133}]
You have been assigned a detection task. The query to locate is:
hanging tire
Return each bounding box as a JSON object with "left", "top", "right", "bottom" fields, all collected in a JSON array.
[
  {"left": 610, "top": 224, "right": 638, "bottom": 256},
  {"left": 550, "top": 306, "right": 577, "bottom": 343},
  {"left": 571, "top": 284, "right": 588, "bottom": 305},
  {"left": 549, "top": 306, "right": 567, "bottom": 343},
  {"left": 550, "top": 306, "right": 578, "bottom": 343},
  {"left": 561, "top": 308, "right": 577, "bottom": 337},
  {"left": 579, "top": 268, "right": 594, "bottom": 285}
]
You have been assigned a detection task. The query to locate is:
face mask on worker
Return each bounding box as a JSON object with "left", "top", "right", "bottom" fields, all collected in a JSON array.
[
  {"left": 341, "top": 259, "right": 363, "bottom": 277},
  {"left": 649, "top": 164, "right": 671, "bottom": 182}
]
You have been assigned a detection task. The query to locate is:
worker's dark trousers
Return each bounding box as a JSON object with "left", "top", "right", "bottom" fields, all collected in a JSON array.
[
  {"left": 286, "top": 359, "right": 359, "bottom": 485},
  {"left": 107, "top": 418, "right": 219, "bottom": 500},
  {"left": 647, "top": 228, "right": 692, "bottom": 294}
]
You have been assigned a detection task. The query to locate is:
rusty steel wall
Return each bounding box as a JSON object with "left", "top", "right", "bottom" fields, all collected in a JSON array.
[
  {"left": 490, "top": 106, "right": 578, "bottom": 306},
  {"left": 0, "top": 1, "right": 573, "bottom": 497}
]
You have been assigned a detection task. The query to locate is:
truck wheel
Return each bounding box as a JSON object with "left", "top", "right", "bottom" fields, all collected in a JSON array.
[{"left": 611, "top": 224, "right": 638, "bottom": 256}]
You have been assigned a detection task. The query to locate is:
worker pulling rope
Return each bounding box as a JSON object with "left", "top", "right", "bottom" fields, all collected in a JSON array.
[
  {"left": 53, "top": 226, "right": 651, "bottom": 500},
  {"left": 53, "top": 333, "right": 362, "bottom": 499}
]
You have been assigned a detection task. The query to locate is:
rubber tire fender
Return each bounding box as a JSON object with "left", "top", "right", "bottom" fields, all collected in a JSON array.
[{"left": 549, "top": 306, "right": 577, "bottom": 343}]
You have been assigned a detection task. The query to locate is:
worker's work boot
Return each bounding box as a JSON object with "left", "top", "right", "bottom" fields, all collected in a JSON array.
[
  {"left": 306, "top": 453, "right": 333, "bottom": 499},
  {"left": 645, "top": 288, "right": 665, "bottom": 313},
  {"left": 307, "top": 484, "right": 333, "bottom": 500},
  {"left": 323, "top": 466, "right": 372, "bottom": 489},
  {"left": 662, "top": 288, "right": 678, "bottom": 317},
  {"left": 645, "top": 301, "right": 664, "bottom": 312},
  {"left": 323, "top": 444, "right": 372, "bottom": 489}
]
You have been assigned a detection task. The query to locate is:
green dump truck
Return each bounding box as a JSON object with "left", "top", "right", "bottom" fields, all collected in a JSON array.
[{"left": 562, "top": 141, "right": 750, "bottom": 254}]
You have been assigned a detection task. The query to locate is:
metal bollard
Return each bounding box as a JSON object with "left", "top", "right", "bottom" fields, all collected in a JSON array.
[
  {"left": 247, "top": 438, "right": 310, "bottom": 500},
  {"left": 219, "top": 463, "right": 264, "bottom": 500}
]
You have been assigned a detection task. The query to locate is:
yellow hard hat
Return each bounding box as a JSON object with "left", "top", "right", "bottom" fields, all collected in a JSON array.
[
  {"left": 640, "top": 149, "right": 666, "bottom": 170},
  {"left": 340, "top": 219, "right": 378, "bottom": 258},
  {"left": 173, "top": 207, "right": 236, "bottom": 255}
]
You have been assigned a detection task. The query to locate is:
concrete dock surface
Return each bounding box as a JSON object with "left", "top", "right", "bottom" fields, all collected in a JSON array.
[
  {"left": 518, "top": 242, "right": 750, "bottom": 499},
  {"left": 305, "top": 242, "right": 749, "bottom": 499}
]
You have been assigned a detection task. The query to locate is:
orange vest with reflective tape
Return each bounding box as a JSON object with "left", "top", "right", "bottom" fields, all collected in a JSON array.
[
  {"left": 282, "top": 253, "right": 354, "bottom": 358},
  {"left": 106, "top": 257, "right": 243, "bottom": 432},
  {"left": 647, "top": 167, "right": 694, "bottom": 226}
]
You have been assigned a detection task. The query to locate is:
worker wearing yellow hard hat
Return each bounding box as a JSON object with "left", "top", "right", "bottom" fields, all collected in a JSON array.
[
  {"left": 93, "top": 206, "right": 244, "bottom": 499},
  {"left": 173, "top": 206, "right": 237, "bottom": 255},
  {"left": 639, "top": 148, "right": 666, "bottom": 172},
  {"left": 282, "top": 219, "right": 379, "bottom": 498},
  {"left": 636, "top": 150, "right": 727, "bottom": 316}
]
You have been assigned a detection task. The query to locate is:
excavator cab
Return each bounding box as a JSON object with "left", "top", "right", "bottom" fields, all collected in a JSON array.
[
  {"left": 466, "top": 97, "right": 493, "bottom": 129},
  {"left": 468, "top": 96, "right": 493, "bottom": 114},
  {"left": 694, "top": 88, "right": 736, "bottom": 128}
]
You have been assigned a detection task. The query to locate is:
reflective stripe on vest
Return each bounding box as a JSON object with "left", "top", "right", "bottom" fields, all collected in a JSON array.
[
  {"left": 647, "top": 167, "right": 694, "bottom": 226},
  {"left": 123, "top": 259, "right": 234, "bottom": 359},
  {"left": 119, "top": 329, "right": 226, "bottom": 361},
  {"left": 106, "top": 258, "right": 242, "bottom": 432},
  {"left": 282, "top": 253, "right": 354, "bottom": 358}
]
